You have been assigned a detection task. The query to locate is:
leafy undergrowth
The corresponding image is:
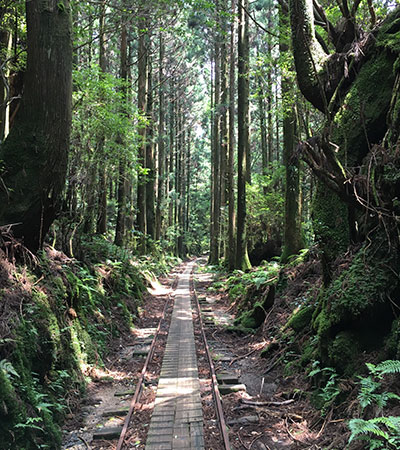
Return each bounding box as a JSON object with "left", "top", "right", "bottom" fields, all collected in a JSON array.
[{"left": 0, "top": 235, "right": 179, "bottom": 450}]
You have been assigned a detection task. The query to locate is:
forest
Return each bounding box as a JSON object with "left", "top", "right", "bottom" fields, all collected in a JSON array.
[{"left": 1, "top": 0, "right": 400, "bottom": 448}]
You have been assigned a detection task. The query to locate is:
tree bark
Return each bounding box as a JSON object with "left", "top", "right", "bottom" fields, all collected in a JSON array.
[
  {"left": 96, "top": 0, "right": 108, "bottom": 235},
  {"left": 0, "top": 30, "right": 12, "bottom": 142},
  {"left": 209, "top": 24, "right": 221, "bottom": 264},
  {"left": 235, "top": 0, "right": 251, "bottom": 270},
  {"left": 146, "top": 55, "right": 156, "bottom": 241},
  {"left": 227, "top": 0, "right": 236, "bottom": 271},
  {"left": 220, "top": 0, "right": 229, "bottom": 262},
  {"left": 155, "top": 33, "right": 165, "bottom": 241},
  {"left": 280, "top": 10, "right": 304, "bottom": 262},
  {"left": 136, "top": 20, "right": 148, "bottom": 252},
  {"left": 114, "top": 23, "right": 128, "bottom": 247},
  {"left": 0, "top": 0, "right": 72, "bottom": 251}
]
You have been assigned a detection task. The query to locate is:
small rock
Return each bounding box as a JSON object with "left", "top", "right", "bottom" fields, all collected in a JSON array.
[
  {"left": 227, "top": 415, "right": 259, "bottom": 425},
  {"left": 218, "top": 383, "right": 246, "bottom": 395},
  {"left": 92, "top": 426, "right": 122, "bottom": 440}
]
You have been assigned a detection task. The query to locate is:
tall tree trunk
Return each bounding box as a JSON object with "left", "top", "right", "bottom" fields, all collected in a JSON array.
[
  {"left": 280, "top": 10, "right": 304, "bottom": 262},
  {"left": 267, "top": 64, "right": 273, "bottom": 167},
  {"left": 227, "top": 0, "right": 236, "bottom": 270},
  {"left": 136, "top": 20, "right": 148, "bottom": 252},
  {"left": 186, "top": 129, "right": 191, "bottom": 237},
  {"left": 96, "top": 0, "right": 108, "bottom": 235},
  {"left": 155, "top": 33, "right": 165, "bottom": 241},
  {"left": 220, "top": 0, "right": 229, "bottom": 262},
  {"left": 0, "top": 0, "right": 72, "bottom": 251},
  {"left": 281, "top": 103, "right": 304, "bottom": 261},
  {"left": 168, "top": 89, "right": 174, "bottom": 229},
  {"left": 256, "top": 47, "right": 268, "bottom": 187},
  {"left": 235, "top": 0, "right": 251, "bottom": 270},
  {"left": 146, "top": 55, "right": 156, "bottom": 241},
  {"left": 114, "top": 23, "right": 128, "bottom": 246},
  {"left": 0, "top": 30, "right": 12, "bottom": 141},
  {"left": 210, "top": 29, "right": 221, "bottom": 264}
]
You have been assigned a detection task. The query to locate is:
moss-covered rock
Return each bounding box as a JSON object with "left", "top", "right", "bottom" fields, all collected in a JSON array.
[
  {"left": 313, "top": 239, "right": 399, "bottom": 373},
  {"left": 288, "top": 305, "right": 313, "bottom": 332},
  {"left": 328, "top": 331, "right": 360, "bottom": 376}
]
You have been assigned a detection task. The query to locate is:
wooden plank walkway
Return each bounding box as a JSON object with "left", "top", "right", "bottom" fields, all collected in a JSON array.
[{"left": 146, "top": 262, "right": 204, "bottom": 450}]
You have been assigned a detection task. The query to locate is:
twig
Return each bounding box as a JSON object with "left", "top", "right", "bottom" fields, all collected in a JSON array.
[
  {"left": 317, "top": 408, "right": 333, "bottom": 438},
  {"left": 284, "top": 417, "right": 302, "bottom": 442},
  {"left": 241, "top": 398, "right": 295, "bottom": 407},
  {"left": 229, "top": 343, "right": 267, "bottom": 366},
  {"left": 264, "top": 349, "right": 285, "bottom": 374},
  {"left": 249, "top": 433, "right": 263, "bottom": 449},
  {"left": 78, "top": 436, "right": 90, "bottom": 449},
  {"left": 238, "top": 431, "right": 250, "bottom": 450}
]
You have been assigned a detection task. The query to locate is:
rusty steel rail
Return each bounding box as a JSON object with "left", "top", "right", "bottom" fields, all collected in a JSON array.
[
  {"left": 116, "top": 278, "right": 176, "bottom": 450},
  {"left": 191, "top": 265, "right": 231, "bottom": 450}
]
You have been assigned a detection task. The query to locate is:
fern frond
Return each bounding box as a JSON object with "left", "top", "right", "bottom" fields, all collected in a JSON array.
[
  {"left": 375, "top": 360, "right": 400, "bottom": 376},
  {"left": 373, "top": 416, "right": 400, "bottom": 433},
  {"left": 0, "top": 359, "right": 20, "bottom": 379},
  {"left": 348, "top": 418, "right": 390, "bottom": 443}
]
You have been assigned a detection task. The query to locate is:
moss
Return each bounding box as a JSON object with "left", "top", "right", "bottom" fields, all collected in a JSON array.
[
  {"left": 300, "top": 340, "right": 317, "bottom": 367},
  {"left": 0, "top": 236, "right": 156, "bottom": 449},
  {"left": 313, "top": 182, "right": 350, "bottom": 282},
  {"left": 385, "top": 318, "right": 400, "bottom": 359},
  {"left": 288, "top": 305, "right": 313, "bottom": 332},
  {"left": 314, "top": 239, "right": 398, "bottom": 372},
  {"left": 333, "top": 50, "right": 396, "bottom": 166},
  {"left": 328, "top": 331, "right": 359, "bottom": 376},
  {"left": 320, "top": 249, "right": 393, "bottom": 333},
  {"left": 234, "top": 301, "right": 266, "bottom": 329},
  {"left": 0, "top": 369, "right": 27, "bottom": 447}
]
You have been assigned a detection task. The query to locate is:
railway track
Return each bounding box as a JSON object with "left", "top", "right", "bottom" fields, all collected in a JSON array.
[{"left": 76, "top": 259, "right": 232, "bottom": 450}]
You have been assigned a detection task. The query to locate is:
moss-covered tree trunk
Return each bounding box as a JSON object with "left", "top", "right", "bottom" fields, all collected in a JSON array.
[
  {"left": 0, "top": 0, "right": 72, "bottom": 251},
  {"left": 280, "top": 8, "right": 304, "bottom": 262},
  {"left": 288, "top": 0, "right": 400, "bottom": 371}
]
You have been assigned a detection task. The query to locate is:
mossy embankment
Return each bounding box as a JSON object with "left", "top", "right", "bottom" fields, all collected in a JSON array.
[
  {"left": 219, "top": 239, "right": 399, "bottom": 378},
  {"left": 0, "top": 236, "right": 177, "bottom": 450}
]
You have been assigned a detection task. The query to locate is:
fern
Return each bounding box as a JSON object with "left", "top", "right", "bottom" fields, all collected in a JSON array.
[
  {"left": 0, "top": 359, "right": 20, "bottom": 379},
  {"left": 349, "top": 418, "right": 390, "bottom": 442},
  {"left": 349, "top": 417, "right": 400, "bottom": 447},
  {"left": 358, "top": 376, "right": 400, "bottom": 411},
  {"left": 348, "top": 360, "right": 400, "bottom": 449},
  {"left": 366, "top": 360, "right": 400, "bottom": 378}
]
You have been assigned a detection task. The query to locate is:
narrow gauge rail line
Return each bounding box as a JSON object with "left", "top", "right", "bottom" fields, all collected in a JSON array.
[
  {"left": 190, "top": 266, "right": 231, "bottom": 450},
  {"left": 116, "top": 287, "right": 173, "bottom": 450},
  {"left": 115, "top": 260, "right": 231, "bottom": 450}
]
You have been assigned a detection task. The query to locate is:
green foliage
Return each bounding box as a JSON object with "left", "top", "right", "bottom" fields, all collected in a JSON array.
[
  {"left": 226, "top": 262, "right": 280, "bottom": 301},
  {"left": 348, "top": 417, "right": 400, "bottom": 448},
  {"left": 349, "top": 360, "right": 400, "bottom": 450},
  {"left": 0, "top": 233, "right": 177, "bottom": 449},
  {"left": 308, "top": 362, "right": 341, "bottom": 415},
  {"left": 348, "top": 360, "right": 400, "bottom": 449},
  {"left": 366, "top": 360, "right": 400, "bottom": 378},
  {"left": 247, "top": 170, "right": 285, "bottom": 252}
]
